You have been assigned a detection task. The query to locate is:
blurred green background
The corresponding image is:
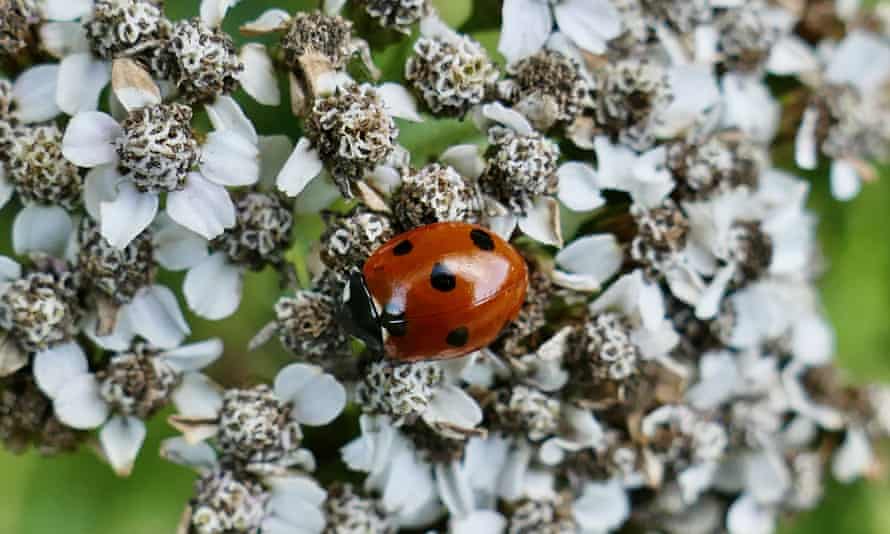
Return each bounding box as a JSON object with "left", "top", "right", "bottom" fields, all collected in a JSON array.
[{"left": 2, "top": 0, "right": 890, "bottom": 532}]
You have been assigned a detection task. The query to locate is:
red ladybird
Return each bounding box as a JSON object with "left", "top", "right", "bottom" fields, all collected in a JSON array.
[{"left": 341, "top": 222, "right": 529, "bottom": 362}]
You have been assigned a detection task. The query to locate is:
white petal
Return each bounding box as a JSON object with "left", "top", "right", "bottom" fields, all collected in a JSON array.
[
  {"left": 205, "top": 96, "right": 258, "bottom": 145},
  {"left": 424, "top": 384, "right": 483, "bottom": 429},
  {"left": 482, "top": 102, "right": 533, "bottom": 136},
  {"left": 726, "top": 494, "right": 775, "bottom": 534},
  {"left": 39, "top": 22, "right": 89, "bottom": 57},
  {"left": 293, "top": 173, "right": 341, "bottom": 214},
  {"left": 0, "top": 169, "right": 12, "bottom": 210},
  {"left": 767, "top": 35, "right": 818, "bottom": 75},
  {"left": 276, "top": 138, "right": 323, "bottom": 197},
  {"left": 324, "top": 0, "right": 347, "bottom": 14},
  {"left": 100, "top": 182, "right": 158, "bottom": 249},
  {"left": 258, "top": 135, "right": 294, "bottom": 188},
  {"left": 172, "top": 373, "right": 223, "bottom": 418},
  {"left": 517, "top": 197, "right": 563, "bottom": 247},
  {"left": 498, "top": 0, "right": 552, "bottom": 63},
  {"left": 275, "top": 364, "right": 346, "bottom": 426},
  {"left": 486, "top": 213, "right": 518, "bottom": 242},
  {"left": 239, "top": 44, "right": 281, "bottom": 106},
  {"left": 13, "top": 65, "right": 62, "bottom": 123},
  {"left": 160, "top": 436, "right": 218, "bottom": 470},
  {"left": 33, "top": 343, "right": 89, "bottom": 399},
  {"left": 833, "top": 427, "right": 873, "bottom": 483},
  {"left": 83, "top": 165, "right": 123, "bottom": 219},
  {"left": 825, "top": 30, "right": 890, "bottom": 95},
  {"left": 240, "top": 9, "right": 292, "bottom": 34},
  {"left": 436, "top": 462, "right": 474, "bottom": 518},
  {"left": 656, "top": 65, "right": 720, "bottom": 138},
  {"left": 451, "top": 511, "right": 506, "bottom": 534},
  {"left": 686, "top": 351, "right": 738, "bottom": 410},
  {"left": 791, "top": 314, "right": 834, "bottom": 366},
  {"left": 110, "top": 58, "right": 161, "bottom": 112},
  {"left": 554, "top": 0, "right": 621, "bottom": 55},
  {"left": 153, "top": 213, "right": 210, "bottom": 271},
  {"left": 0, "top": 256, "right": 21, "bottom": 281},
  {"left": 85, "top": 309, "right": 136, "bottom": 351},
  {"left": 695, "top": 264, "right": 735, "bottom": 320},
  {"left": 13, "top": 205, "right": 73, "bottom": 257},
  {"left": 556, "top": 234, "right": 622, "bottom": 281},
  {"left": 54, "top": 374, "right": 110, "bottom": 429},
  {"left": 830, "top": 159, "right": 861, "bottom": 201},
  {"left": 167, "top": 173, "right": 236, "bottom": 240},
  {"left": 200, "top": 131, "right": 260, "bottom": 186},
  {"left": 550, "top": 270, "right": 603, "bottom": 292},
  {"left": 200, "top": 0, "right": 237, "bottom": 27},
  {"left": 378, "top": 82, "right": 422, "bottom": 122},
  {"left": 593, "top": 137, "right": 636, "bottom": 190},
  {"left": 44, "top": 0, "right": 93, "bottom": 20},
  {"left": 62, "top": 111, "right": 121, "bottom": 167},
  {"left": 558, "top": 162, "right": 604, "bottom": 211},
  {"left": 128, "top": 285, "right": 191, "bottom": 349},
  {"left": 161, "top": 339, "right": 224, "bottom": 373},
  {"left": 441, "top": 144, "right": 485, "bottom": 179},
  {"left": 795, "top": 107, "right": 819, "bottom": 170},
  {"left": 56, "top": 53, "right": 110, "bottom": 115},
  {"left": 721, "top": 74, "right": 779, "bottom": 144},
  {"left": 184, "top": 252, "right": 243, "bottom": 320},
  {"left": 100, "top": 415, "right": 147, "bottom": 476},
  {"left": 572, "top": 480, "right": 629, "bottom": 532}
]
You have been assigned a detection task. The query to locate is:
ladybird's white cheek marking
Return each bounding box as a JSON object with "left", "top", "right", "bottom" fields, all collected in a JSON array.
[{"left": 341, "top": 280, "right": 351, "bottom": 303}]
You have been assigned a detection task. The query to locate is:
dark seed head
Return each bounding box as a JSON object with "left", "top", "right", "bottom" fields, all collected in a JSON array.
[
  {"left": 470, "top": 228, "right": 495, "bottom": 251},
  {"left": 430, "top": 263, "right": 457, "bottom": 292}
]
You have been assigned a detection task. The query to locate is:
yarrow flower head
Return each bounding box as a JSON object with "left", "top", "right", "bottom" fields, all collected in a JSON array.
[
  {"left": 406, "top": 30, "right": 498, "bottom": 118},
  {"left": 359, "top": 0, "right": 431, "bottom": 34},
  {"left": 392, "top": 163, "right": 482, "bottom": 229},
  {"left": 0, "top": 264, "right": 79, "bottom": 354},
  {"left": 62, "top": 60, "right": 261, "bottom": 248},
  {"left": 83, "top": 0, "right": 171, "bottom": 62},
  {"left": 498, "top": 49, "right": 589, "bottom": 132}
]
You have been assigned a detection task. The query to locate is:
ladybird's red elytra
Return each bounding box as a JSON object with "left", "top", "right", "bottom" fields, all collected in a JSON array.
[{"left": 345, "top": 222, "right": 529, "bottom": 363}]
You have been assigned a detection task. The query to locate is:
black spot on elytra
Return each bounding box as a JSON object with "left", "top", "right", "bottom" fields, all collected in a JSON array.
[
  {"left": 393, "top": 240, "right": 413, "bottom": 256},
  {"left": 446, "top": 326, "right": 469, "bottom": 347},
  {"left": 470, "top": 228, "right": 495, "bottom": 251},
  {"left": 430, "top": 262, "right": 456, "bottom": 292}
]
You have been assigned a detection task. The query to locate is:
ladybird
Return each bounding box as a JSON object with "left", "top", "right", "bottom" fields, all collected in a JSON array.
[{"left": 341, "top": 222, "right": 529, "bottom": 362}]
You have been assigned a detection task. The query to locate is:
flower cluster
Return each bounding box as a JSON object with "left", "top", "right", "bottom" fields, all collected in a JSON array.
[{"left": 2, "top": 0, "right": 890, "bottom": 533}]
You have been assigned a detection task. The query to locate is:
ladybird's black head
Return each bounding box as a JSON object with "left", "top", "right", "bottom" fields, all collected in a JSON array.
[{"left": 339, "top": 269, "right": 384, "bottom": 355}]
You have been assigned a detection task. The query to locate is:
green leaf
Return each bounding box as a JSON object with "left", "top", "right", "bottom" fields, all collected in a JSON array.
[{"left": 433, "top": 0, "right": 473, "bottom": 28}]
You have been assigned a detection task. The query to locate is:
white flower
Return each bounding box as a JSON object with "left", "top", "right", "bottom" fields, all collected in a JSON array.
[
  {"left": 498, "top": 0, "right": 621, "bottom": 64},
  {"left": 720, "top": 73, "right": 780, "bottom": 144},
  {"left": 182, "top": 144, "right": 295, "bottom": 321},
  {"left": 794, "top": 31, "right": 890, "bottom": 199},
  {"left": 170, "top": 362, "right": 346, "bottom": 472},
  {"left": 572, "top": 479, "right": 630, "bottom": 533},
  {"left": 832, "top": 426, "right": 874, "bottom": 483},
  {"left": 275, "top": 79, "right": 420, "bottom": 199},
  {"left": 62, "top": 63, "right": 261, "bottom": 248},
  {"left": 161, "top": 436, "right": 327, "bottom": 534},
  {"left": 33, "top": 338, "right": 222, "bottom": 475},
  {"left": 41, "top": 0, "right": 278, "bottom": 114},
  {"left": 588, "top": 271, "right": 680, "bottom": 362},
  {"left": 357, "top": 359, "right": 484, "bottom": 437},
  {"left": 0, "top": 65, "right": 63, "bottom": 124},
  {"left": 341, "top": 415, "right": 443, "bottom": 528},
  {"left": 450, "top": 103, "right": 563, "bottom": 246}
]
